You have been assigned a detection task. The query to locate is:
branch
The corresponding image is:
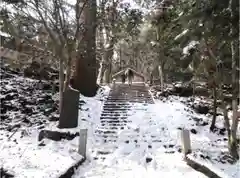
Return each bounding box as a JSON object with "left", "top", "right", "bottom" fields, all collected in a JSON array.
[
  {"left": 74, "top": 0, "right": 87, "bottom": 43},
  {"left": 32, "top": 0, "right": 59, "bottom": 45}
]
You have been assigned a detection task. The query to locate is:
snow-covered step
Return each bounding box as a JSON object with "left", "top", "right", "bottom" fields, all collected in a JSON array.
[
  {"left": 100, "top": 125, "right": 126, "bottom": 129},
  {"left": 100, "top": 116, "right": 128, "bottom": 118},
  {"left": 104, "top": 102, "right": 130, "bottom": 104},
  {"left": 102, "top": 108, "right": 148, "bottom": 111},
  {"left": 85, "top": 83, "right": 155, "bottom": 168},
  {"left": 105, "top": 101, "right": 150, "bottom": 103},
  {"left": 100, "top": 119, "right": 129, "bottom": 122},
  {"left": 100, "top": 118, "right": 131, "bottom": 121},
  {"left": 100, "top": 118, "right": 128, "bottom": 121},
  {"left": 100, "top": 124, "right": 126, "bottom": 127},
  {"left": 102, "top": 108, "right": 131, "bottom": 111},
  {"left": 102, "top": 105, "right": 132, "bottom": 108},
  {"left": 107, "top": 97, "right": 152, "bottom": 100},
  {"left": 95, "top": 130, "right": 117, "bottom": 134},
  {"left": 101, "top": 111, "right": 130, "bottom": 114},
  {"left": 103, "top": 104, "right": 131, "bottom": 107},
  {"left": 106, "top": 98, "right": 152, "bottom": 100},
  {"left": 100, "top": 122, "right": 128, "bottom": 125},
  {"left": 106, "top": 96, "right": 151, "bottom": 99},
  {"left": 101, "top": 114, "right": 130, "bottom": 117}
]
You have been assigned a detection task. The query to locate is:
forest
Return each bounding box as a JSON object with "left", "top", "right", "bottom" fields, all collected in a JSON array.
[{"left": 0, "top": 0, "right": 239, "bottom": 177}]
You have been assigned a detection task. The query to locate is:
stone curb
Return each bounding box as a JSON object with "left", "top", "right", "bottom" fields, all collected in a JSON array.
[
  {"left": 185, "top": 156, "right": 221, "bottom": 178},
  {"left": 57, "top": 157, "right": 86, "bottom": 178}
]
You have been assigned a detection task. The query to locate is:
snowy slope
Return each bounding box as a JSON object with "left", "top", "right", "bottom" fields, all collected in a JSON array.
[
  {"left": 0, "top": 130, "right": 82, "bottom": 178},
  {"left": 0, "top": 82, "right": 110, "bottom": 178}
]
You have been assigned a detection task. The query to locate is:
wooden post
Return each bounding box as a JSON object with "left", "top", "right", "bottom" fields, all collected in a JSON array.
[
  {"left": 181, "top": 129, "right": 191, "bottom": 156},
  {"left": 78, "top": 129, "right": 88, "bottom": 158}
]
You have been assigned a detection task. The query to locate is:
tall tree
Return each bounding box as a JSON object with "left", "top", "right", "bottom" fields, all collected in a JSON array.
[
  {"left": 228, "top": 0, "right": 239, "bottom": 160},
  {"left": 72, "top": 0, "right": 98, "bottom": 96}
]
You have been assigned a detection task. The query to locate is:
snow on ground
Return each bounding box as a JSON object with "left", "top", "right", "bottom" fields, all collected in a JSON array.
[
  {"left": 77, "top": 86, "right": 111, "bottom": 155},
  {"left": 73, "top": 94, "right": 240, "bottom": 178},
  {"left": 1, "top": 79, "right": 239, "bottom": 178},
  {"left": 0, "top": 85, "right": 110, "bottom": 178},
  {"left": 143, "top": 98, "right": 240, "bottom": 178},
  {"left": 187, "top": 154, "right": 240, "bottom": 178},
  {"left": 0, "top": 129, "right": 82, "bottom": 178}
]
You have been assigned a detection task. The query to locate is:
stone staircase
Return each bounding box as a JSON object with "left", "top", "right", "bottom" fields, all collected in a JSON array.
[{"left": 93, "top": 83, "right": 154, "bottom": 160}]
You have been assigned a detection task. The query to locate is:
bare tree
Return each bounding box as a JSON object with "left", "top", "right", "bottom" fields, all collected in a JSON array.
[
  {"left": 1, "top": 0, "right": 84, "bottom": 110},
  {"left": 2, "top": 0, "right": 98, "bottom": 128}
]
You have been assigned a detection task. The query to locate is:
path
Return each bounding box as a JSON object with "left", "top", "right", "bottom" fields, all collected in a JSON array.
[
  {"left": 74, "top": 83, "right": 206, "bottom": 178},
  {"left": 94, "top": 83, "right": 154, "bottom": 157}
]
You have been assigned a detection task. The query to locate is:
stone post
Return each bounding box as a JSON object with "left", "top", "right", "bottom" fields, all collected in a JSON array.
[
  {"left": 181, "top": 129, "right": 191, "bottom": 156},
  {"left": 78, "top": 129, "right": 88, "bottom": 159}
]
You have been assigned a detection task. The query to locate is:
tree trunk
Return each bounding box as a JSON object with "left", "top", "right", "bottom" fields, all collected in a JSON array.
[
  {"left": 192, "top": 55, "right": 197, "bottom": 96},
  {"left": 102, "top": 0, "right": 118, "bottom": 84},
  {"left": 220, "top": 86, "right": 231, "bottom": 140},
  {"left": 59, "top": 57, "right": 64, "bottom": 113},
  {"left": 230, "top": 99, "right": 239, "bottom": 160},
  {"left": 119, "top": 46, "right": 122, "bottom": 69},
  {"left": 103, "top": 63, "right": 112, "bottom": 83},
  {"left": 228, "top": 0, "right": 239, "bottom": 159},
  {"left": 223, "top": 102, "right": 231, "bottom": 140},
  {"left": 158, "top": 64, "right": 164, "bottom": 91},
  {"left": 210, "top": 87, "right": 217, "bottom": 131},
  {"left": 227, "top": 0, "right": 240, "bottom": 160},
  {"left": 73, "top": 0, "right": 97, "bottom": 97},
  {"left": 97, "top": 62, "right": 105, "bottom": 84},
  {"left": 229, "top": 39, "right": 239, "bottom": 160},
  {"left": 103, "top": 42, "right": 114, "bottom": 83},
  {"left": 63, "top": 57, "right": 72, "bottom": 91},
  {"left": 192, "top": 76, "right": 196, "bottom": 97},
  {"left": 156, "top": 24, "right": 164, "bottom": 90},
  {"left": 150, "top": 72, "right": 153, "bottom": 85},
  {"left": 96, "top": 22, "right": 105, "bottom": 84}
]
